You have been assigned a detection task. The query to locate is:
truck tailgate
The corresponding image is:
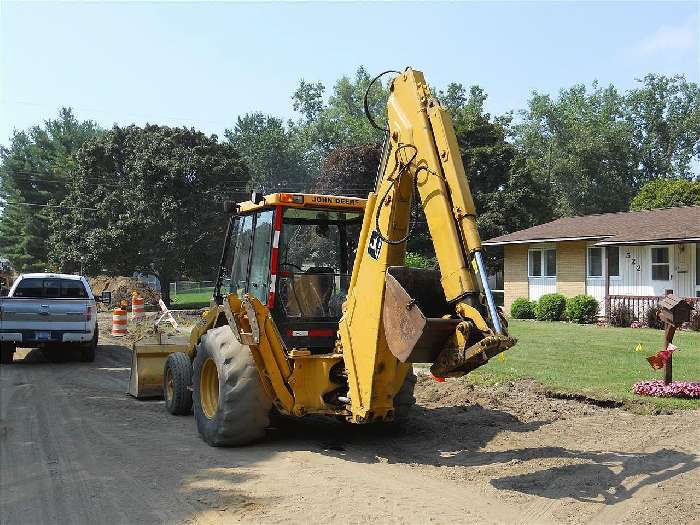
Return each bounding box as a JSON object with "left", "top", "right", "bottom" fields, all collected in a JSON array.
[{"left": 1, "top": 299, "right": 88, "bottom": 333}]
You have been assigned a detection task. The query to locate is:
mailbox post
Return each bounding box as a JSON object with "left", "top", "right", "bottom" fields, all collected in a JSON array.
[{"left": 658, "top": 294, "right": 693, "bottom": 385}]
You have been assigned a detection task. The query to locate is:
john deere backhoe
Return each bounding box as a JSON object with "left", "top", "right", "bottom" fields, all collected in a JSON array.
[{"left": 129, "top": 68, "right": 515, "bottom": 446}]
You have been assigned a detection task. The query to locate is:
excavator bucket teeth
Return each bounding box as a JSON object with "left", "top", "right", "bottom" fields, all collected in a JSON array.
[
  {"left": 383, "top": 267, "right": 459, "bottom": 363},
  {"left": 430, "top": 334, "right": 517, "bottom": 378},
  {"left": 128, "top": 333, "right": 190, "bottom": 398}
]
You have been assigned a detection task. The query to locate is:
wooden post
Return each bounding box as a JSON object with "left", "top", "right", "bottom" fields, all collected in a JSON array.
[
  {"left": 604, "top": 247, "right": 610, "bottom": 319},
  {"left": 663, "top": 323, "right": 676, "bottom": 385}
]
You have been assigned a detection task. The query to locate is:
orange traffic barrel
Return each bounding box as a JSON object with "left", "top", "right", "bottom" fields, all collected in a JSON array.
[
  {"left": 112, "top": 308, "right": 128, "bottom": 336},
  {"left": 131, "top": 295, "right": 145, "bottom": 322}
]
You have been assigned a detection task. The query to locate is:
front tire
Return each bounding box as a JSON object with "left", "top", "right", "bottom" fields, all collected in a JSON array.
[
  {"left": 193, "top": 326, "right": 271, "bottom": 446},
  {"left": 164, "top": 352, "right": 193, "bottom": 415}
]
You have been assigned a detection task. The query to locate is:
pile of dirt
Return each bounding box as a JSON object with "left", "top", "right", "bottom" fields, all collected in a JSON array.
[
  {"left": 414, "top": 370, "right": 608, "bottom": 421},
  {"left": 89, "top": 276, "right": 160, "bottom": 309}
]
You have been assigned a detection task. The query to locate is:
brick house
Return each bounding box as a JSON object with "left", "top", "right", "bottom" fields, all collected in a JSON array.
[{"left": 483, "top": 206, "right": 700, "bottom": 316}]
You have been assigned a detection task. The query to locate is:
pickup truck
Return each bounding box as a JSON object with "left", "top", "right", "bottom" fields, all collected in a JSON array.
[{"left": 0, "top": 273, "right": 101, "bottom": 364}]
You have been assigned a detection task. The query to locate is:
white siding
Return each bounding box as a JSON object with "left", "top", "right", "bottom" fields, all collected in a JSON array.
[
  {"left": 529, "top": 277, "right": 557, "bottom": 300},
  {"left": 586, "top": 243, "right": 699, "bottom": 309}
]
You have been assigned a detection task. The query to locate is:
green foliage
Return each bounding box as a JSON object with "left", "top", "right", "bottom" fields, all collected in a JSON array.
[
  {"left": 510, "top": 297, "right": 535, "bottom": 319},
  {"left": 0, "top": 108, "right": 101, "bottom": 271},
  {"left": 290, "top": 66, "right": 388, "bottom": 182},
  {"left": 534, "top": 293, "right": 567, "bottom": 321},
  {"left": 464, "top": 320, "right": 700, "bottom": 411},
  {"left": 644, "top": 304, "right": 664, "bottom": 329},
  {"left": 565, "top": 295, "right": 600, "bottom": 324},
  {"left": 404, "top": 252, "right": 437, "bottom": 269},
  {"left": 629, "top": 178, "right": 700, "bottom": 211},
  {"left": 48, "top": 124, "right": 248, "bottom": 304},
  {"left": 625, "top": 74, "right": 700, "bottom": 181},
  {"left": 608, "top": 303, "right": 634, "bottom": 327},
  {"left": 224, "top": 113, "right": 306, "bottom": 192}
]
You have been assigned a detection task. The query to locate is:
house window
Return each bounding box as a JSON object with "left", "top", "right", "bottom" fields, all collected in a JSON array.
[
  {"left": 588, "top": 247, "right": 620, "bottom": 278},
  {"left": 529, "top": 248, "right": 556, "bottom": 277},
  {"left": 651, "top": 247, "right": 670, "bottom": 281},
  {"left": 588, "top": 247, "right": 603, "bottom": 277}
]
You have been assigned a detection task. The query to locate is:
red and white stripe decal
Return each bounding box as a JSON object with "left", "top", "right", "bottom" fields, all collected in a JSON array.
[
  {"left": 268, "top": 205, "right": 284, "bottom": 308},
  {"left": 287, "top": 329, "right": 335, "bottom": 337}
]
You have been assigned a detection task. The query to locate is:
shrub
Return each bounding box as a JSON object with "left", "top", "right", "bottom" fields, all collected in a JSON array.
[
  {"left": 565, "top": 295, "right": 599, "bottom": 324},
  {"left": 689, "top": 303, "right": 700, "bottom": 332},
  {"left": 510, "top": 297, "right": 535, "bottom": 319},
  {"left": 608, "top": 303, "right": 634, "bottom": 327},
  {"left": 534, "top": 293, "right": 567, "bottom": 321},
  {"left": 644, "top": 304, "right": 664, "bottom": 330},
  {"left": 405, "top": 252, "right": 436, "bottom": 269}
]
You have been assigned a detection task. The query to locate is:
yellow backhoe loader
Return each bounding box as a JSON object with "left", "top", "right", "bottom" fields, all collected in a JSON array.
[{"left": 129, "top": 68, "right": 516, "bottom": 446}]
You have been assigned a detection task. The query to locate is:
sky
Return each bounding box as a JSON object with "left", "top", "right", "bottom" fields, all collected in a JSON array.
[{"left": 1, "top": 1, "right": 698, "bottom": 147}]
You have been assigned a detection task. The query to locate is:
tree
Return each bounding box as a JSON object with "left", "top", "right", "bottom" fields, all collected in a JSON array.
[
  {"left": 514, "top": 83, "right": 638, "bottom": 217},
  {"left": 625, "top": 74, "right": 700, "bottom": 182},
  {"left": 225, "top": 113, "right": 306, "bottom": 192},
  {"left": 289, "top": 66, "right": 388, "bottom": 182},
  {"left": 49, "top": 125, "right": 248, "bottom": 304},
  {"left": 0, "top": 108, "right": 101, "bottom": 271},
  {"left": 311, "top": 143, "right": 381, "bottom": 197},
  {"left": 450, "top": 86, "right": 551, "bottom": 241},
  {"left": 629, "top": 178, "right": 700, "bottom": 211}
]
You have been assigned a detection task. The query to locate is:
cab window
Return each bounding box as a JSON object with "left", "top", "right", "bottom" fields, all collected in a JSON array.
[
  {"left": 248, "top": 210, "right": 274, "bottom": 303},
  {"left": 229, "top": 215, "right": 254, "bottom": 296}
]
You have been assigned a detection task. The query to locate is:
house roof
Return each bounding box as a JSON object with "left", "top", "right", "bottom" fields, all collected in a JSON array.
[{"left": 483, "top": 205, "right": 700, "bottom": 246}]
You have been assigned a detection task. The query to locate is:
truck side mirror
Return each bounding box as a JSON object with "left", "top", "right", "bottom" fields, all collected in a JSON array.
[{"left": 98, "top": 291, "right": 112, "bottom": 304}]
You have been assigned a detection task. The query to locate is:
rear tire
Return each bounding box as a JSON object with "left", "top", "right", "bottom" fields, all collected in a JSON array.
[
  {"left": 80, "top": 326, "right": 98, "bottom": 362},
  {"left": 1, "top": 343, "right": 15, "bottom": 365},
  {"left": 193, "top": 326, "right": 271, "bottom": 446},
  {"left": 164, "top": 352, "right": 193, "bottom": 415},
  {"left": 393, "top": 368, "right": 417, "bottom": 421}
]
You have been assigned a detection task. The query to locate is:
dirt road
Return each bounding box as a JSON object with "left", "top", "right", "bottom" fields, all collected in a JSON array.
[{"left": 1, "top": 340, "right": 698, "bottom": 525}]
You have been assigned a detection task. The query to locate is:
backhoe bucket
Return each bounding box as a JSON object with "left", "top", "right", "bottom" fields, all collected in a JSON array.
[
  {"left": 383, "top": 266, "right": 459, "bottom": 363},
  {"left": 128, "top": 332, "right": 191, "bottom": 398},
  {"left": 383, "top": 266, "right": 516, "bottom": 376}
]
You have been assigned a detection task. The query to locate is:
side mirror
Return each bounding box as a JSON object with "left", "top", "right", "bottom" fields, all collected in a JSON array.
[
  {"left": 97, "top": 291, "right": 112, "bottom": 305},
  {"left": 223, "top": 201, "right": 239, "bottom": 214}
]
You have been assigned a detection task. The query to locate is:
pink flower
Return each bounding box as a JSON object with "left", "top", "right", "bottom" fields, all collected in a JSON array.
[{"left": 633, "top": 380, "right": 700, "bottom": 398}]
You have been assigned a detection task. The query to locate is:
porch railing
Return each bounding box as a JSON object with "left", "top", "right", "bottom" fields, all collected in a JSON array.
[{"left": 606, "top": 294, "right": 697, "bottom": 322}]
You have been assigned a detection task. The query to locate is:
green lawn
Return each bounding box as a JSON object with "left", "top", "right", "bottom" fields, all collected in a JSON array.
[
  {"left": 463, "top": 320, "right": 700, "bottom": 411},
  {"left": 170, "top": 288, "right": 213, "bottom": 309}
]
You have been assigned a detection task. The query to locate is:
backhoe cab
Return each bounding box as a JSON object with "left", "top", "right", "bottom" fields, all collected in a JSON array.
[{"left": 129, "top": 68, "right": 516, "bottom": 447}]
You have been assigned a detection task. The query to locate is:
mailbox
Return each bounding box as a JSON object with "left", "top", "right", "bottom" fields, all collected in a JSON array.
[{"left": 658, "top": 294, "right": 692, "bottom": 326}]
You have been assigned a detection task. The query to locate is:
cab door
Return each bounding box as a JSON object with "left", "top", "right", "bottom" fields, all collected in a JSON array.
[{"left": 248, "top": 210, "right": 274, "bottom": 303}]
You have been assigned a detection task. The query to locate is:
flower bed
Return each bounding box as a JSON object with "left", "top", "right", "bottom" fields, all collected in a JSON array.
[{"left": 633, "top": 380, "right": 700, "bottom": 399}]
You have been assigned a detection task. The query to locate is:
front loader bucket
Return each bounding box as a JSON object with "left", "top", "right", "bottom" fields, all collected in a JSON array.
[
  {"left": 383, "top": 266, "right": 459, "bottom": 363},
  {"left": 128, "top": 333, "right": 191, "bottom": 398}
]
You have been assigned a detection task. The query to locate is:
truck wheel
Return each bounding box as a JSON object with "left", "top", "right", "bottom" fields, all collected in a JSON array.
[
  {"left": 1, "top": 344, "right": 15, "bottom": 365},
  {"left": 164, "top": 352, "right": 193, "bottom": 415},
  {"left": 193, "top": 326, "right": 271, "bottom": 446},
  {"left": 80, "top": 326, "right": 98, "bottom": 362},
  {"left": 393, "top": 368, "right": 417, "bottom": 421}
]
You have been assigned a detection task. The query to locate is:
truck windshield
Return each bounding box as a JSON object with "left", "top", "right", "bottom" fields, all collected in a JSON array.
[
  {"left": 12, "top": 278, "right": 88, "bottom": 299},
  {"left": 278, "top": 208, "right": 362, "bottom": 319}
]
